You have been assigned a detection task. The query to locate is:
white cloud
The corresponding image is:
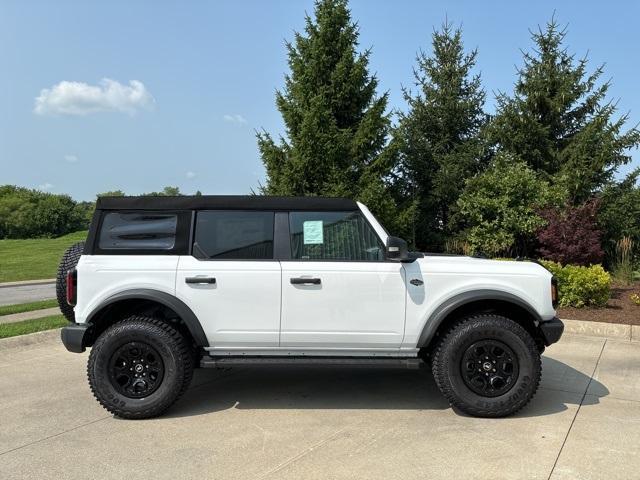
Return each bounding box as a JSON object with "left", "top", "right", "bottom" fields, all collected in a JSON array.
[
  {"left": 64, "top": 154, "right": 78, "bottom": 163},
  {"left": 34, "top": 78, "right": 154, "bottom": 116},
  {"left": 223, "top": 114, "right": 247, "bottom": 125},
  {"left": 38, "top": 182, "right": 54, "bottom": 191},
  {"left": 186, "top": 171, "right": 196, "bottom": 179}
]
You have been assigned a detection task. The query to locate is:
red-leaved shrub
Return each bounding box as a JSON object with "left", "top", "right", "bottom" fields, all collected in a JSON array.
[{"left": 537, "top": 200, "right": 604, "bottom": 266}]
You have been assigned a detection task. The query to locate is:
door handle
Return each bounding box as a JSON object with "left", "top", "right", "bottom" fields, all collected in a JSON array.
[
  {"left": 185, "top": 276, "right": 216, "bottom": 285},
  {"left": 290, "top": 277, "right": 321, "bottom": 285},
  {"left": 410, "top": 278, "right": 423, "bottom": 286}
]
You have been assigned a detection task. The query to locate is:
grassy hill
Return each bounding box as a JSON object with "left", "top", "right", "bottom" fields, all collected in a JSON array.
[{"left": 0, "top": 231, "right": 87, "bottom": 283}]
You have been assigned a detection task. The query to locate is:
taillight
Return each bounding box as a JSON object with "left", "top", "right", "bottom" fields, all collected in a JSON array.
[
  {"left": 551, "top": 277, "right": 558, "bottom": 308},
  {"left": 66, "top": 269, "right": 77, "bottom": 306}
]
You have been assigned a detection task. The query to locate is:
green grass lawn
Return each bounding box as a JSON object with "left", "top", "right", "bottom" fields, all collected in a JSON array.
[
  {"left": 0, "top": 314, "right": 67, "bottom": 339},
  {"left": 0, "top": 231, "right": 87, "bottom": 283},
  {"left": 0, "top": 299, "right": 59, "bottom": 316}
]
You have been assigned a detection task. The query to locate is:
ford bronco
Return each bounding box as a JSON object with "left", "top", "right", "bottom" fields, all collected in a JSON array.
[{"left": 58, "top": 195, "right": 563, "bottom": 419}]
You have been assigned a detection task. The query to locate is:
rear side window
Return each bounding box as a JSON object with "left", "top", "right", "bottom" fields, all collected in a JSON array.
[
  {"left": 98, "top": 212, "right": 178, "bottom": 250},
  {"left": 194, "top": 211, "right": 274, "bottom": 260},
  {"left": 289, "top": 211, "right": 384, "bottom": 261}
]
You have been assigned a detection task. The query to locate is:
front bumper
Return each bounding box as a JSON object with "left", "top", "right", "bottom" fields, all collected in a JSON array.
[
  {"left": 61, "top": 323, "right": 90, "bottom": 353},
  {"left": 539, "top": 317, "right": 564, "bottom": 346}
]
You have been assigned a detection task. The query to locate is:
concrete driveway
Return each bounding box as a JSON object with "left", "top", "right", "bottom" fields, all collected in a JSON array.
[{"left": 1, "top": 333, "right": 638, "bottom": 480}]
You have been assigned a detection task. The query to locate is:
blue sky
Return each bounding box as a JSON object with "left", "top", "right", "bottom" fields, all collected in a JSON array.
[{"left": 1, "top": 0, "right": 638, "bottom": 201}]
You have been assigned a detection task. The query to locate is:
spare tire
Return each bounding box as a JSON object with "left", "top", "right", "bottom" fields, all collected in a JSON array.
[{"left": 56, "top": 241, "right": 85, "bottom": 322}]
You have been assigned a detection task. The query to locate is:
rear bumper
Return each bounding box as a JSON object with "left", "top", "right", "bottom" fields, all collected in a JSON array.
[
  {"left": 539, "top": 317, "right": 564, "bottom": 346},
  {"left": 61, "top": 324, "right": 90, "bottom": 353}
]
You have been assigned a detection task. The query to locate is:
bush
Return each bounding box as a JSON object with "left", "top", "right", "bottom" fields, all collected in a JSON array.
[
  {"left": 537, "top": 200, "right": 604, "bottom": 266},
  {"left": 540, "top": 260, "right": 611, "bottom": 308},
  {"left": 455, "top": 155, "right": 557, "bottom": 257}
]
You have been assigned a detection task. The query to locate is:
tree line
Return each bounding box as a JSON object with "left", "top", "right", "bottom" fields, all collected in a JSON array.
[
  {"left": 0, "top": 186, "right": 185, "bottom": 239},
  {"left": 258, "top": 0, "right": 640, "bottom": 268}
]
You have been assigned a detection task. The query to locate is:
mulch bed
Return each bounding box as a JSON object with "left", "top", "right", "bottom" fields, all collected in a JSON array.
[{"left": 557, "top": 281, "right": 640, "bottom": 326}]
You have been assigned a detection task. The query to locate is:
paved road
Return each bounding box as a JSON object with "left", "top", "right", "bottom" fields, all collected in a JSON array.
[
  {"left": 0, "top": 282, "right": 55, "bottom": 306},
  {"left": 1, "top": 333, "right": 638, "bottom": 480}
]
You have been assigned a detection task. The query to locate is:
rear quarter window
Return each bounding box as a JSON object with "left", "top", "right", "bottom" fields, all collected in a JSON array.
[{"left": 95, "top": 211, "right": 191, "bottom": 254}]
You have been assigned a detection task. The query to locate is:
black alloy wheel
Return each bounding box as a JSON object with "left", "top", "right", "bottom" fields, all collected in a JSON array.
[
  {"left": 108, "top": 341, "right": 165, "bottom": 398},
  {"left": 461, "top": 340, "right": 519, "bottom": 397}
]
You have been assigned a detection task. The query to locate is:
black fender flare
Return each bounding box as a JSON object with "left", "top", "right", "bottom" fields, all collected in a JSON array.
[
  {"left": 85, "top": 288, "right": 209, "bottom": 347},
  {"left": 417, "top": 289, "right": 543, "bottom": 348}
]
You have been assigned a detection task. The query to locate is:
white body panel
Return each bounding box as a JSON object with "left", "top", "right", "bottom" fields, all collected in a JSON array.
[
  {"left": 280, "top": 261, "right": 406, "bottom": 348},
  {"left": 175, "top": 256, "right": 281, "bottom": 347},
  {"left": 74, "top": 203, "right": 556, "bottom": 356},
  {"left": 74, "top": 255, "right": 179, "bottom": 325},
  {"left": 401, "top": 257, "right": 556, "bottom": 348}
]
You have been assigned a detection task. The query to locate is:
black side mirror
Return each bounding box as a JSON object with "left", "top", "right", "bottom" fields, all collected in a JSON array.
[{"left": 386, "top": 236, "right": 409, "bottom": 261}]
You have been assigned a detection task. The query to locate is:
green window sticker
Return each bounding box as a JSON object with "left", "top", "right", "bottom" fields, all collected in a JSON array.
[{"left": 303, "top": 220, "right": 323, "bottom": 244}]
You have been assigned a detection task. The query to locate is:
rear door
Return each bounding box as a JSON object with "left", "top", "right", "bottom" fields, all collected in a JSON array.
[
  {"left": 280, "top": 210, "right": 406, "bottom": 349},
  {"left": 175, "top": 210, "right": 281, "bottom": 348}
]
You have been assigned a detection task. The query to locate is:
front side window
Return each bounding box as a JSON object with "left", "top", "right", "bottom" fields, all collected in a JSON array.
[
  {"left": 289, "top": 211, "right": 384, "bottom": 261},
  {"left": 98, "top": 212, "right": 177, "bottom": 250},
  {"left": 194, "top": 211, "right": 274, "bottom": 260}
]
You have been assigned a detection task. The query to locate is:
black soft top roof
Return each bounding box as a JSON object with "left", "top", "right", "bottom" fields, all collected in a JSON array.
[{"left": 96, "top": 195, "right": 358, "bottom": 212}]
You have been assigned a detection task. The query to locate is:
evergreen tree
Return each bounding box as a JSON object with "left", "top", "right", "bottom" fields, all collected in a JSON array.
[
  {"left": 257, "top": 0, "right": 399, "bottom": 228},
  {"left": 598, "top": 169, "right": 640, "bottom": 263},
  {"left": 393, "top": 23, "right": 487, "bottom": 250},
  {"left": 490, "top": 18, "right": 640, "bottom": 203}
]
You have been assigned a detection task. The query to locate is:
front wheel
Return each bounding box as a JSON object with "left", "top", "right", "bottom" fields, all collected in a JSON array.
[
  {"left": 87, "top": 316, "right": 194, "bottom": 419},
  {"left": 432, "top": 314, "right": 541, "bottom": 417}
]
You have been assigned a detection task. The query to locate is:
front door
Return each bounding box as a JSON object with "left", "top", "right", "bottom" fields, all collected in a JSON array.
[
  {"left": 176, "top": 210, "right": 281, "bottom": 348},
  {"left": 280, "top": 211, "right": 406, "bottom": 349}
]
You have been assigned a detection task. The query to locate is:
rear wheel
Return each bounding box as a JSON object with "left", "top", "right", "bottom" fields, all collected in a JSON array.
[
  {"left": 87, "top": 316, "right": 194, "bottom": 419},
  {"left": 56, "top": 241, "right": 85, "bottom": 322},
  {"left": 431, "top": 314, "right": 541, "bottom": 417}
]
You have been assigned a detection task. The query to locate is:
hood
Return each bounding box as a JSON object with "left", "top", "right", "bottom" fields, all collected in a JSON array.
[{"left": 415, "top": 255, "right": 552, "bottom": 278}]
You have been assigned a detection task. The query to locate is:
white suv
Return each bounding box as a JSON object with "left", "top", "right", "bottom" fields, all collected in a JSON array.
[{"left": 58, "top": 196, "right": 563, "bottom": 419}]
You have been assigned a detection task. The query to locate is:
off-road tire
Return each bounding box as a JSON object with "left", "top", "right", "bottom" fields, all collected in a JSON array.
[
  {"left": 55, "top": 241, "right": 85, "bottom": 322},
  {"left": 432, "top": 314, "right": 541, "bottom": 418},
  {"left": 87, "top": 316, "right": 194, "bottom": 419}
]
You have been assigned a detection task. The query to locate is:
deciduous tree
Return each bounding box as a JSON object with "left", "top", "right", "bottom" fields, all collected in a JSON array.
[{"left": 455, "top": 155, "right": 557, "bottom": 257}]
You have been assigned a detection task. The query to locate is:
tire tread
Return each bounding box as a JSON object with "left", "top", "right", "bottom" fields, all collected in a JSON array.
[
  {"left": 431, "top": 314, "right": 541, "bottom": 418},
  {"left": 87, "top": 316, "right": 194, "bottom": 419},
  {"left": 55, "top": 241, "right": 85, "bottom": 322}
]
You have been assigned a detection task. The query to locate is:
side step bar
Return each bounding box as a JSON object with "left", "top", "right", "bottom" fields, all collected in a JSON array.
[{"left": 200, "top": 356, "right": 425, "bottom": 369}]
